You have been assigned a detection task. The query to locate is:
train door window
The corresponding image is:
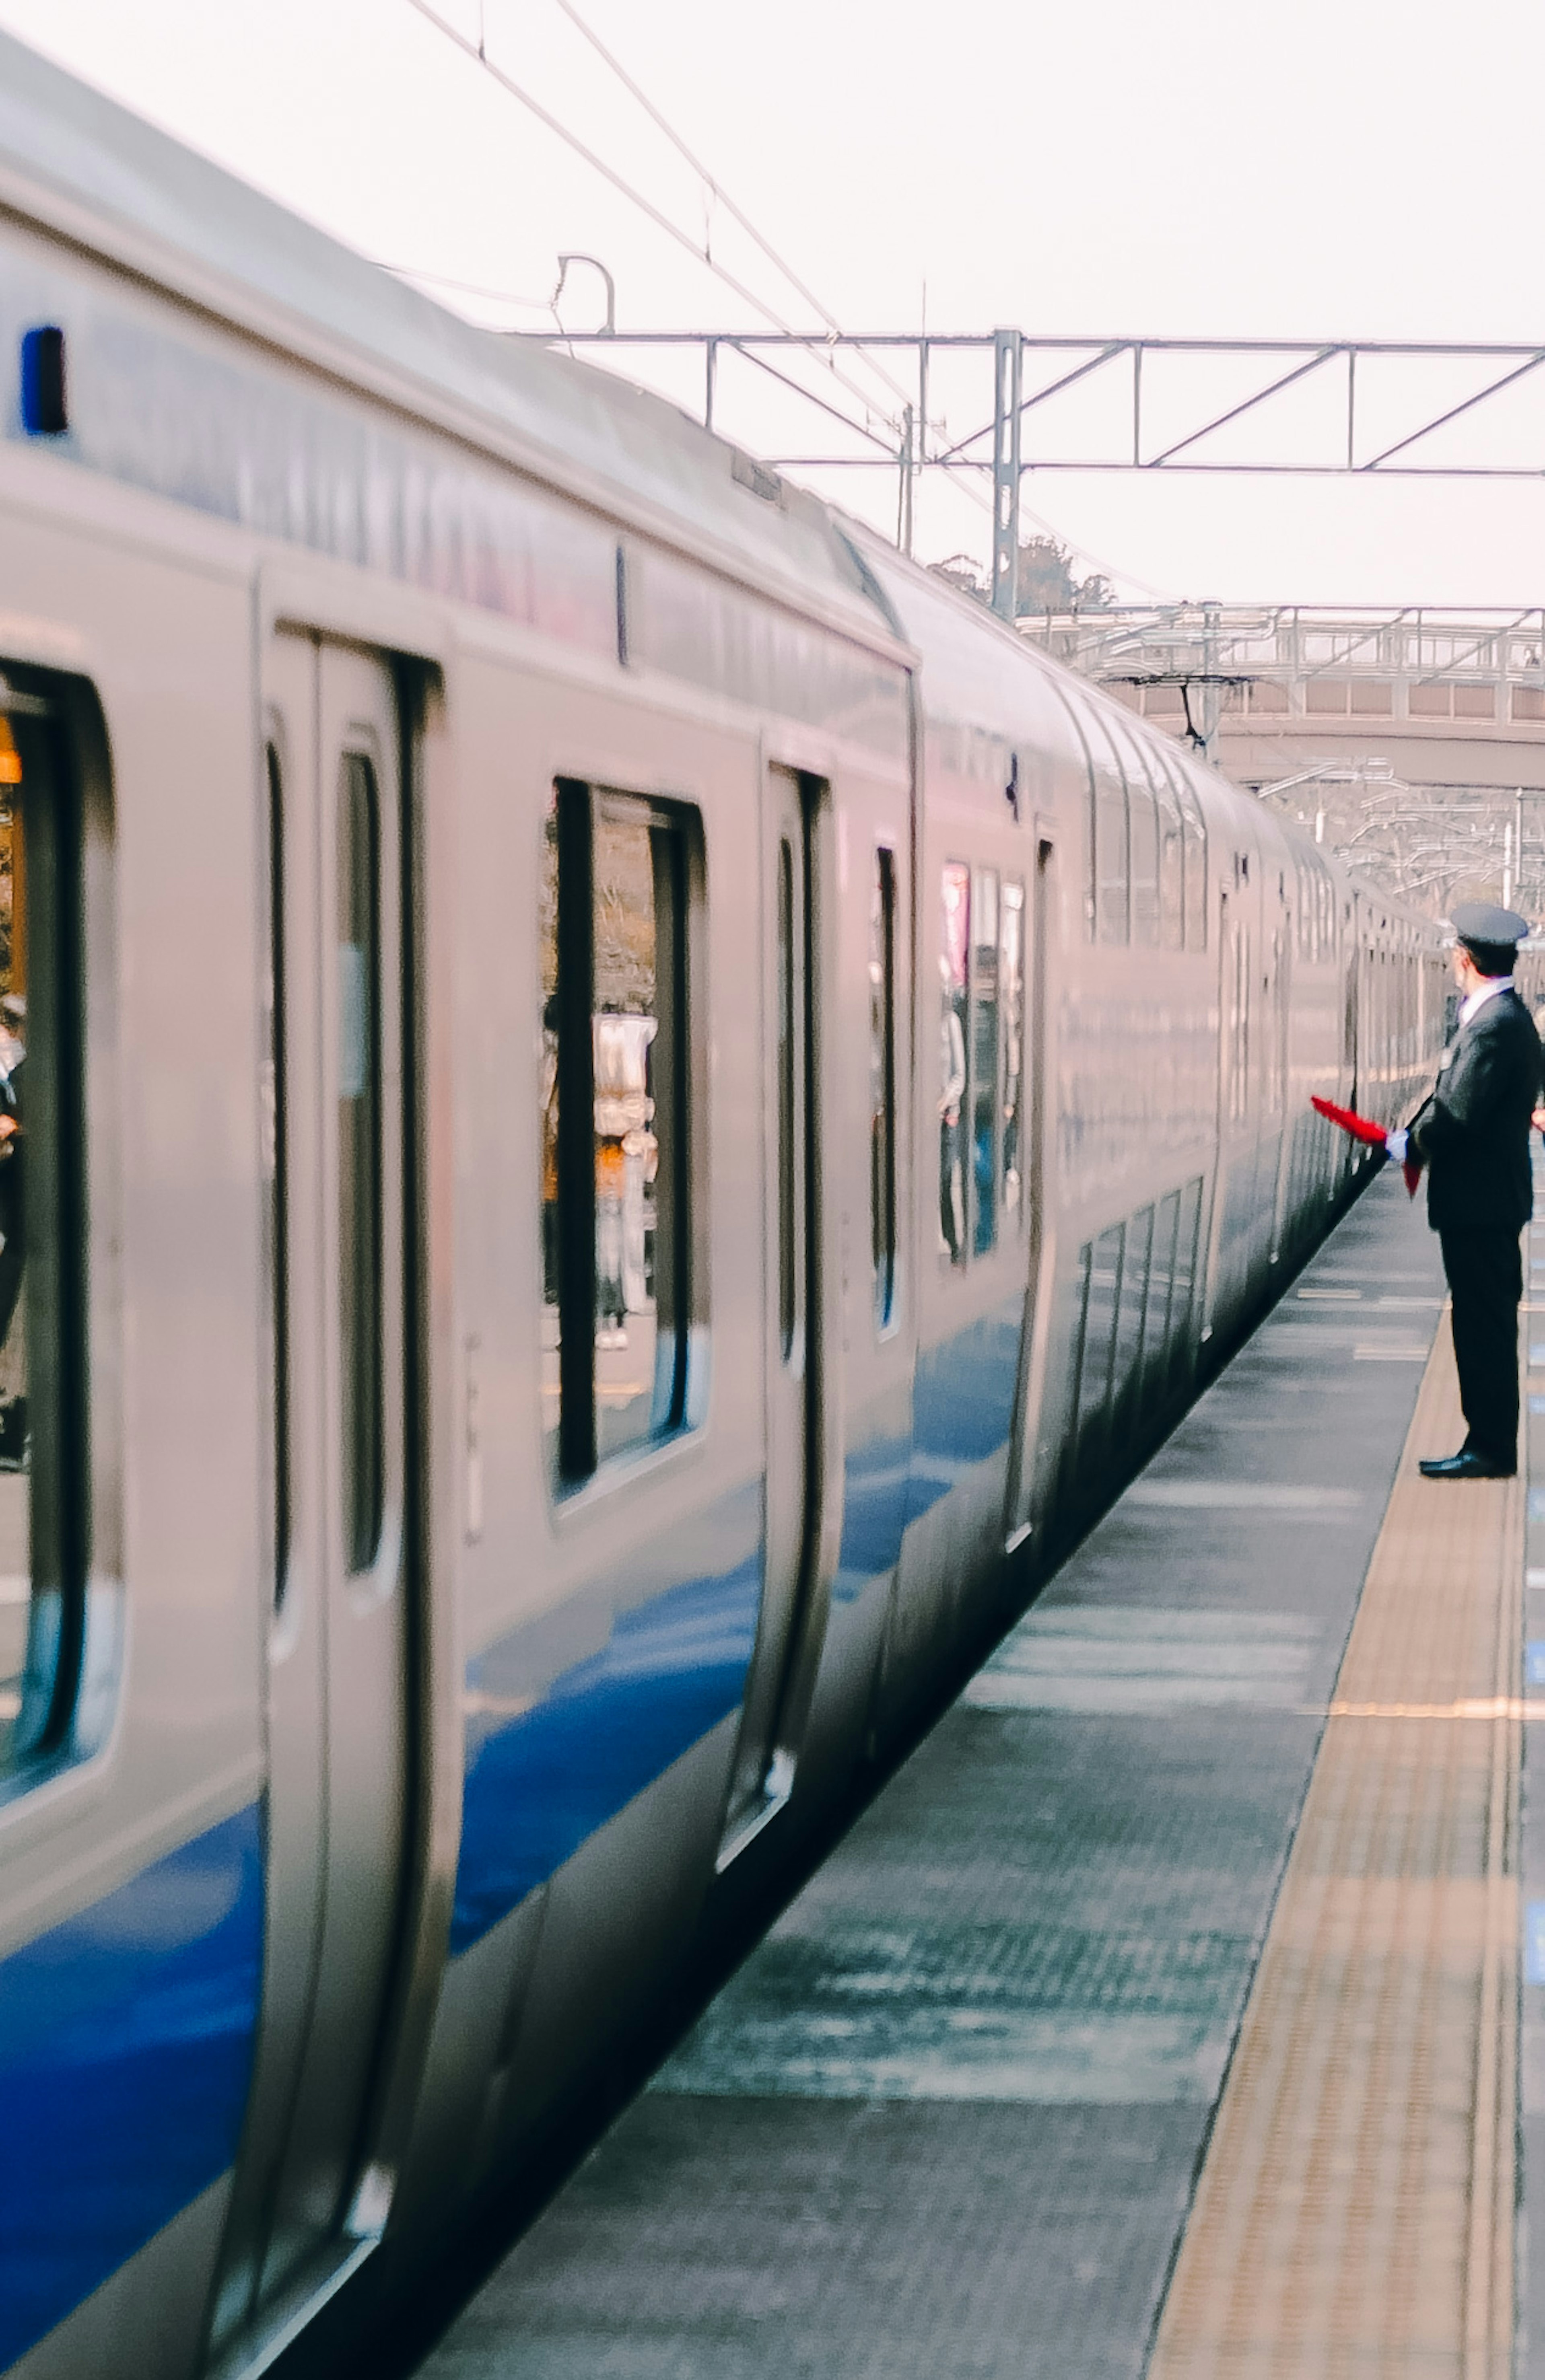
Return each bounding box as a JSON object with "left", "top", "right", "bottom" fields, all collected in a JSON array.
[
  {"left": 1224, "top": 911, "right": 1250, "bottom": 1127},
  {"left": 1112, "top": 1205, "right": 1152, "bottom": 1411},
  {"left": 1088, "top": 718, "right": 1129, "bottom": 945},
  {"left": 1076, "top": 1223, "right": 1123, "bottom": 1440},
  {"left": 1156, "top": 769, "right": 1185, "bottom": 950},
  {"left": 541, "top": 780, "right": 693, "bottom": 1485},
  {"left": 776, "top": 835, "right": 799, "bottom": 1360},
  {"left": 869, "top": 846, "right": 897, "bottom": 1328},
  {"left": 0, "top": 692, "right": 84, "bottom": 1781},
  {"left": 970, "top": 867, "right": 1000, "bottom": 1258},
  {"left": 338, "top": 755, "right": 385, "bottom": 1574},
  {"left": 264, "top": 745, "right": 291, "bottom": 1606},
  {"left": 1000, "top": 878, "right": 1025, "bottom": 1226},
  {"left": 1178, "top": 779, "right": 1208, "bottom": 949},
  {"left": 939, "top": 862, "right": 969, "bottom": 1267}
]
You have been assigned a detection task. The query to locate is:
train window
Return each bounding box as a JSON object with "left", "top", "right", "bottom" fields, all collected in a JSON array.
[
  {"left": 338, "top": 755, "right": 384, "bottom": 1574},
  {"left": 1106, "top": 722, "right": 1160, "bottom": 950},
  {"left": 1128, "top": 783, "right": 1160, "bottom": 948},
  {"left": 1001, "top": 879, "right": 1025, "bottom": 1226},
  {"left": 1090, "top": 722, "right": 1129, "bottom": 945},
  {"left": 1060, "top": 1240, "right": 1093, "bottom": 1512},
  {"left": 777, "top": 836, "right": 798, "bottom": 1361},
  {"left": 541, "top": 782, "right": 692, "bottom": 1486},
  {"left": 869, "top": 846, "right": 897, "bottom": 1329},
  {"left": 1146, "top": 1188, "right": 1182, "bottom": 1380},
  {"left": 1178, "top": 779, "right": 1208, "bottom": 949},
  {"left": 1267, "top": 930, "right": 1288, "bottom": 1116},
  {"left": 0, "top": 692, "right": 84, "bottom": 1781},
  {"left": 265, "top": 746, "right": 291, "bottom": 1607},
  {"left": 1076, "top": 1223, "right": 1123, "bottom": 1438},
  {"left": 1112, "top": 1204, "right": 1152, "bottom": 1409},
  {"left": 1222, "top": 902, "right": 1249, "bottom": 1126},
  {"left": 1156, "top": 771, "right": 1184, "bottom": 949},
  {"left": 970, "top": 868, "right": 1000, "bottom": 1257},
  {"left": 939, "top": 862, "right": 968, "bottom": 1266}
]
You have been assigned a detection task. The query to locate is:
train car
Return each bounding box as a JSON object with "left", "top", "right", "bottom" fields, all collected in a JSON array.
[{"left": 0, "top": 33, "right": 1446, "bottom": 2380}]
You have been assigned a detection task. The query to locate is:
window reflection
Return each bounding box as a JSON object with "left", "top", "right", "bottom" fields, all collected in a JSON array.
[
  {"left": 592, "top": 805, "right": 661, "bottom": 1460},
  {"left": 338, "top": 754, "right": 383, "bottom": 1576},
  {"left": 1001, "top": 879, "right": 1025, "bottom": 1222},
  {"left": 541, "top": 785, "right": 689, "bottom": 1486},
  {"left": 869, "top": 847, "right": 896, "bottom": 1326},
  {"left": 0, "top": 749, "right": 27, "bottom": 1762},
  {"left": 0, "top": 696, "right": 78, "bottom": 1775},
  {"left": 939, "top": 863, "right": 968, "bottom": 1265},
  {"left": 971, "top": 867, "right": 999, "bottom": 1257}
]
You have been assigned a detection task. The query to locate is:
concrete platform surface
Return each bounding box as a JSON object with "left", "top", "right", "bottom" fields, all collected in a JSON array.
[{"left": 416, "top": 1171, "right": 1478, "bottom": 2380}]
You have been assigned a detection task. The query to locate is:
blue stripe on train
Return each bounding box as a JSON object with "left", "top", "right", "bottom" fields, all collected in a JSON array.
[
  {"left": 452, "top": 1309, "right": 1022, "bottom": 1963},
  {"left": 906, "top": 1295, "right": 1024, "bottom": 1524},
  {"left": 452, "top": 1532, "right": 762, "bottom": 1957},
  {"left": 0, "top": 1805, "right": 263, "bottom": 2370}
]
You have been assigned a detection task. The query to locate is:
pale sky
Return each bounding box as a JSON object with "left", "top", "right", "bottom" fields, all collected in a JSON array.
[{"left": 2, "top": 0, "right": 1542, "bottom": 607}]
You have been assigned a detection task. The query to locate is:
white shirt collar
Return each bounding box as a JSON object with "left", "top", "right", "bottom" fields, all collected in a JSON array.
[{"left": 1460, "top": 975, "right": 1511, "bottom": 1026}]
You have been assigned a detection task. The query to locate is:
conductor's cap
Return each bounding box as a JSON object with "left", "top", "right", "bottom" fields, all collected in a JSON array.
[{"left": 1450, "top": 901, "right": 1529, "bottom": 950}]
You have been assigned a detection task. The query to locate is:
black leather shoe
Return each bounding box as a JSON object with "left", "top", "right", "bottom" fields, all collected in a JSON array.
[{"left": 1418, "top": 1450, "right": 1516, "bottom": 1479}]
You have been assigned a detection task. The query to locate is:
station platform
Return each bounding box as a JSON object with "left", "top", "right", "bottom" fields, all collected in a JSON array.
[{"left": 414, "top": 1165, "right": 1542, "bottom": 2380}]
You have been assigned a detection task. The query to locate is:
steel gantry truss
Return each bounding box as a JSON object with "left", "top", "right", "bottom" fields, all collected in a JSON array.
[{"left": 519, "top": 328, "right": 1545, "bottom": 619}]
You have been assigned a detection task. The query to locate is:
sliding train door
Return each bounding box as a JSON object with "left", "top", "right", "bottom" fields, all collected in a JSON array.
[
  {"left": 211, "top": 633, "right": 414, "bottom": 2347},
  {"left": 719, "top": 766, "right": 822, "bottom": 1860}
]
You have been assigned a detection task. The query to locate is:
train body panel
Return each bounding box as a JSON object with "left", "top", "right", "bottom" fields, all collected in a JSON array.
[{"left": 0, "top": 32, "right": 1448, "bottom": 2379}]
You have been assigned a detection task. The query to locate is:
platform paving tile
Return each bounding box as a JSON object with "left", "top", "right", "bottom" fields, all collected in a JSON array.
[{"left": 418, "top": 1173, "right": 1447, "bottom": 2380}]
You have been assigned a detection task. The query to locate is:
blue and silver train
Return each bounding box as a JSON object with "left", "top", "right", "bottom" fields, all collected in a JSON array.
[{"left": 0, "top": 33, "right": 1446, "bottom": 2379}]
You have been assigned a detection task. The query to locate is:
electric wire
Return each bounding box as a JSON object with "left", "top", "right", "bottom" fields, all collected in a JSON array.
[
  {"left": 402, "top": 0, "right": 905, "bottom": 436},
  {"left": 545, "top": 0, "right": 914, "bottom": 415},
  {"left": 400, "top": 0, "right": 1163, "bottom": 594}
]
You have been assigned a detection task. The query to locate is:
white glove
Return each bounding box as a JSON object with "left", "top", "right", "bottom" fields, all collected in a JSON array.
[{"left": 1385, "top": 1128, "right": 1409, "bottom": 1164}]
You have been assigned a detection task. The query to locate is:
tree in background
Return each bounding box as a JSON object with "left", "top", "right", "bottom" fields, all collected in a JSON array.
[{"left": 928, "top": 534, "right": 1112, "bottom": 616}]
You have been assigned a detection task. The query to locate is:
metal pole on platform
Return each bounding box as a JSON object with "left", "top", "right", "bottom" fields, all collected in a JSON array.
[{"left": 992, "top": 328, "right": 1023, "bottom": 621}]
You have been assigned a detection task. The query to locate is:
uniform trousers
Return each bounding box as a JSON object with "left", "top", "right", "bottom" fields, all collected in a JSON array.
[{"left": 1438, "top": 1225, "right": 1522, "bottom": 1469}]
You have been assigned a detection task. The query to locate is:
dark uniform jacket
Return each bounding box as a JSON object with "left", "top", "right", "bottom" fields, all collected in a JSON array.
[{"left": 1409, "top": 985, "right": 1542, "bottom": 1236}]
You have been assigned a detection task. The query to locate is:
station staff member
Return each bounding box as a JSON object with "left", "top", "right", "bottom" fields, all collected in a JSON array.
[{"left": 1387, "top": 902, "right": 1542, "bottom": 1480}]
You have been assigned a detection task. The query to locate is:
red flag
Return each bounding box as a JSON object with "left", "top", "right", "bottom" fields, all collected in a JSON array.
[
  {"left": 1311, "top": 1095, "right": 1423, "bottom": 1198},
  {"left": 1311, "top": 1094, "right": 1385, "bottom": 1147}
]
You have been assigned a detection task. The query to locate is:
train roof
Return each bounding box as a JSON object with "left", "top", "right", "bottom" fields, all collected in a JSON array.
[{"left": 0, "top": 29, "right": 890, "bottom": 642}]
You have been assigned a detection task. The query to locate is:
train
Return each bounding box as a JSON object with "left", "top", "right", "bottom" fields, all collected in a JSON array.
[{"left": 0, "top": 31, "right": 1447, "bottom": 2380}]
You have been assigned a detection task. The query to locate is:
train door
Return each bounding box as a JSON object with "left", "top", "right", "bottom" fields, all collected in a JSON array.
[
  {"left": 211, "top": 634, "right": 413, "bottom": 2346},
  {"left": 720, "top": 767, "right": 822, "bottom": 1860},
  {"left": 1006, "top": 835, "right": 1055, "bottom": 1544}
]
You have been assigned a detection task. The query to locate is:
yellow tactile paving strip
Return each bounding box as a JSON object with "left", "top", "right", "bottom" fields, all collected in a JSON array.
[{"left": 1147, "top": 1315, "right": 1522, "bottom": 2380}]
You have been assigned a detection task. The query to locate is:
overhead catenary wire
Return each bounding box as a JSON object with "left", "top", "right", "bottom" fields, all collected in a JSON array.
[
  {"left": 402, "top": 0, "right": 906, "bottom": 435},
  {"left": 400, "top": 0, "right": 1164, "bottom": 598},
  {"left": 545, "top": 0, "right": 914, "bottom": 416}
]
